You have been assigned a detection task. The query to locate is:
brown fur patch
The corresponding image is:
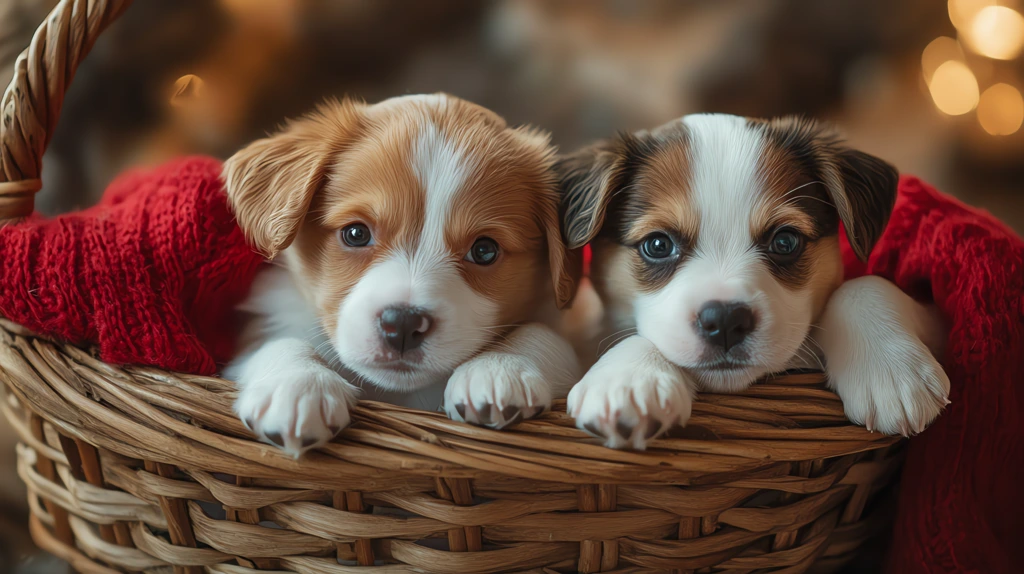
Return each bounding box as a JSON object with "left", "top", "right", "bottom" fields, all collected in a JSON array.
[
  {"left": 446, "top": 121, "right": 560, "bottom": 325},
  {"left": 624, "top": 143, "right": 698, "bottom": 245},
  {"left": 805, "top": 237, "right": 844, "bottom": 321},
  {"left": 319, "top": 119, "right": 425, "bottom": 249},
  {"left": 614, "top": 132, "right": 697, "bottom": 294},
  {"left": 749, "top": 118, "right": 842, "bottom": 291},
  {"left": 751, "top": 121, "right": 839, "bottom": 243},
  {"left": 588, "top": 238, "right": 641, "bottom": 318}
]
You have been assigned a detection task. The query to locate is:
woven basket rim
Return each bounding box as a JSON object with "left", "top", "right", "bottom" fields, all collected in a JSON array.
[{"left": 0, "top": 318, "right": 901, "bottom": 487}]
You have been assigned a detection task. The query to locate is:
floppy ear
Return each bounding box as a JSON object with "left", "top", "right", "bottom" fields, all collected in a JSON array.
[
  {"left": 827, "top": 148, "right": 899, "bottom": 262},
  {"left": 555, "top": 138, "right": 630, "bottom": 250},
  {"left": 508, "top": 125, "right": 586, "bottom": 309},
  {"left": 223, "top": 99, "right": 363, "bottom": 258},
  {"left": 541, "top": 200, "right": 582, "bottom": 309},
  {"left": 764, "top": 116, "right": 899, "bottom": 263}
]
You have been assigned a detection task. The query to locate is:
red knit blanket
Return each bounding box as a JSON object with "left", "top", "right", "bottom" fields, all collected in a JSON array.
[
  {"left": 0, "top": 157, "right": 264, "bottom": 374},
  {"left": 0, "top": 157, "right": 1020, "bottom": 572},
  {"left": 842, "top": 177, "right": 1023, "bottom": 574}
]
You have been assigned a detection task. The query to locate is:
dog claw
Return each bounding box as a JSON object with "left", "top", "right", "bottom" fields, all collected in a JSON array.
[
  {"left": 476, "top": 406, "right": 495, "bottom": 426},
  {"left": 644, "top": 419, "right": 662, "bottom": 439},
  {"left": 265, "top": 432, "right": 284, "bottom": 447},
  {"left": 615, "top": 421, "right": 633, "bottom": 440},
  {"left": 503, "top": 410, "right": 524, "bottom": 427}
]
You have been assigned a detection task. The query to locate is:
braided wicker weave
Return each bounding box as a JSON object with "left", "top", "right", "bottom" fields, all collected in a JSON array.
[{"left": 0, "top": 2, "right": 904, "bottom": 573}]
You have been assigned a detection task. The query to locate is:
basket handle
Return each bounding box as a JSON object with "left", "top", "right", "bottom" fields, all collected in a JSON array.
[{"left": 0, "top": 0, "right": 134, "bottom": 221}]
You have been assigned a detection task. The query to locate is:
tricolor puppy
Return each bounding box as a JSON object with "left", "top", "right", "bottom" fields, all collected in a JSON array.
[
  {"left": 559, "top": 114, "right": 949, "bottom": 449},
  {"left": 223, "top": 94, "right": 581, "bottom": 457}
]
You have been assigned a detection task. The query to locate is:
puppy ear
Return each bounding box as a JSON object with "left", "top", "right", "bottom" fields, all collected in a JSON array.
[
  {"left": 763, "top": 116, "right": 899, "bottom": 263},
  {"left": 828, "top": 148, "right": 899, "bottom": 262},
  {"left": 223, "top": 99, "right": 363, "bottom": 258},
  {"left": 555, "top": 138, "right": 630, "bottom": 250},
  {"left": 541, "top": 201, "right": 583, "bottom": 309}
]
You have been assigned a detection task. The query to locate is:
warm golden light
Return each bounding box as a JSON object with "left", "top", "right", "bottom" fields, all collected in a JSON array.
[
  {"left": 928, "top": 61, "right": 980, "bottom": 115},
  {"left": 948, "top": 0, "right": 996, "bottom": 30},
  {"left": 978, "top": 83, "right": 1024, "bottom": 135},
  {"left": 964, "top": 6, "right": 1024, "bottom": 60},
  {"left": 922, "top": 37, "right": 965, "bottom": 84}
]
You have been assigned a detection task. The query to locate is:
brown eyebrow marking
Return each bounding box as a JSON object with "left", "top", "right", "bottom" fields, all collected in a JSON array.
[
  {"left": 607, "top": 133, "right": 699, "bottom": 295},
  {"left": 751, "top": 120, "right": 839, "bottom": 244}
]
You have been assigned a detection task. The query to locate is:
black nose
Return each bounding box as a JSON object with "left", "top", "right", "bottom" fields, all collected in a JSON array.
[
  {"left": 696, "top": 301, "right": 756, "bottom": 352},
  {"left": 379, "top": 306, "right": 432, "bottom": 353}
]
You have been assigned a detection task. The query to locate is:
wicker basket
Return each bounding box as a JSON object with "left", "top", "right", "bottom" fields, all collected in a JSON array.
[{"left": 0, "top": 2, "right": 904, "bottom": 573}]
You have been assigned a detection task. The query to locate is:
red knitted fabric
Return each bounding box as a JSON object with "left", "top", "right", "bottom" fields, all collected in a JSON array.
[
  {"left": 838, "top": 176, "right": 1023, "bottom": 574},
  {"left": 0, "top": 161, "right": 1019, "bottom": 571},
  {"left": 0, "top": 156, "right": 264, "bottom": 375}
]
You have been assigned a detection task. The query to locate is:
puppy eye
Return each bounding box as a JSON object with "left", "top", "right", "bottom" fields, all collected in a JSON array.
[
  {"left": 465, "top": 237, "right": 499, "bottom": 265},
  {"left": 639, "top": 232, "right": 676, "bottom": 261},
  {"left": 768, "top": 229, "right": 803, "bottom": 258},
  {"left": 340, "top": 223, "right": 373, "bottom": 247}
]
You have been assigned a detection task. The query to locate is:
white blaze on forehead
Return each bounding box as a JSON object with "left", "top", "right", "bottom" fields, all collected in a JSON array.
[
  {"left": 681, "top": 114, "right": 767, "bottom": 274},
  {"left": 407, "top": 117, "right": 498, "bottom": 321},
  {"left": 412, "top": 119, "right": 473, "bottom": 261}
]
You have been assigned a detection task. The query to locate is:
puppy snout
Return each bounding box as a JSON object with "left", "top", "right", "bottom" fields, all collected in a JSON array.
[
  {"left": 379, "top": 306, "right": 433, "bottom": 353},
  {"left": 696, "top": 301, "right": 756, "bottom": 352}
]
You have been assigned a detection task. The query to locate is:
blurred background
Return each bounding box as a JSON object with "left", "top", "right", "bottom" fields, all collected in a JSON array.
[{"left": 1, "top": 0, "right": 1022, "bottom": 571}]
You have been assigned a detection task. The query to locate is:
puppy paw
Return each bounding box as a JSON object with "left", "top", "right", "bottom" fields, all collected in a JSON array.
[
  {"left": 818, "top": 276, "right": 951, "bottom": 436},
  {"left": 444, "top": 354, "right": 550, "bottom": 429},
  {"left": 235, "top": 367, "right": 356, "bottom": 458},
  {"left": 829, "top": 337, "right": 949, "bottom": 436},
  {"left": 568, "top": 336, "right": 694, "bottom": 450}
]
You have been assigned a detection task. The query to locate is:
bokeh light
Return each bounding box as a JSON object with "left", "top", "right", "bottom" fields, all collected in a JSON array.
[
  {"left": 946, "top": 0, "right": 995, "bottom": 30},
  {"left": 948, "top": 0, "right": 996, "bottom": 31},
  {"left": 928, "top": 60, "right": 980, "bottom": 115},
  {"left": 964, "top": 6, "right": 1024, "bottom": 60},
  {"left": 922, "top": 37, "right": 965, "bottom": 84},
  {"left": 978, "top": 83, "right": 1024, "bottom": 134}
]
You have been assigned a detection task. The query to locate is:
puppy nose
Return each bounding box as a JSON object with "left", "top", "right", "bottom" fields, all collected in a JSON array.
[
  {"left": 696, "top": 301, "right": 756, "bottom": 352},
  {"left": 379, "top": 306, "right": 432, "bottom": 353}
]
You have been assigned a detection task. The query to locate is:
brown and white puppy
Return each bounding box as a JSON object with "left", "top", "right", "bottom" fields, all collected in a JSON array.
[
  {"left": 559, "top": 113, "right": 949, "bottom": 449},
  {"left": 223, "top": 93, "right": 581, "bottom": 457}
]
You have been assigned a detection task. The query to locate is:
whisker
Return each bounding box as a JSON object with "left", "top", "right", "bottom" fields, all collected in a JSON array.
[
  {"left": 780, "top": 180, "right": 825, "bottom": 200},
  {"left": 598, "top": 329, "right": 634, "bottom": 351},
  {"left": 794, "top": 343, "right": 826, "bottom": 371},
  {"left": 598, "top": 327, "right": 638, "bottom": 351}
]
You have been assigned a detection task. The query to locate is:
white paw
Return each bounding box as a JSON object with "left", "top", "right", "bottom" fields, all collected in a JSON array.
[
  {"left": 818, "top": 276, "right": 951, "bottom": 436},
  {"left": 235, "top": 367, "right": 356, "bottom": 458},
  {"left": 568, "top": 337, "right": 694, "bottom": 450},
  {"left": 829, "top": 337, "right": 949, "bottom": 436},
  {"left": 444, "top": 354, "right": 551, "bottom": 429}
]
